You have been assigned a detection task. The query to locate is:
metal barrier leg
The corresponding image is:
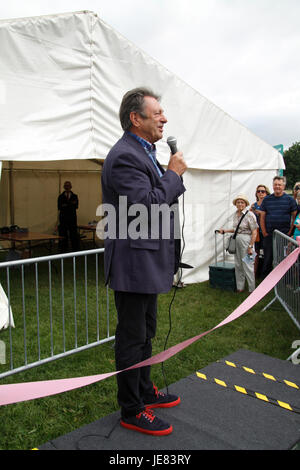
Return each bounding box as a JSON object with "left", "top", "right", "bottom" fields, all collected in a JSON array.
[
  {"left": 262, "top": 295, "right": 277, "bottom": 312},
  {"left": 286, "top": 347, "right": 300, "bottom": 363}
]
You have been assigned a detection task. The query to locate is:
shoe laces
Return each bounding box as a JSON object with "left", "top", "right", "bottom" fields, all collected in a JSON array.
[
  {"left": 153, "top": 384, "right": 165, "bottom": 398},
  {"left": 137, "top": 409, "right": 155, "bottom": 423}
]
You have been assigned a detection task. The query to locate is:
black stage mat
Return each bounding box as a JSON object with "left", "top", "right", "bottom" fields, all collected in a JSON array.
[{"left": 38, "top": 349, "right": 300, "bottom": 450}]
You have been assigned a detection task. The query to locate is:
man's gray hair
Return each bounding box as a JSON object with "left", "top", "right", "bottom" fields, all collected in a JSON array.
[
  {"left": 119, "top": 87, "right": 161, "bottom": 131},
  {"left": 273, "top": 175, "right": 286, "bottom": 185}
]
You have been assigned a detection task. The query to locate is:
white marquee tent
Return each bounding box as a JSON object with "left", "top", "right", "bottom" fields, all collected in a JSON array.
[{"left": 0, "top": 10, "right": 284, "bottom": 291}]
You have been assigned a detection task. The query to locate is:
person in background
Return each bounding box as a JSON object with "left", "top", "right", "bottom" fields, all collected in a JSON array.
[
  {"left": 260, "top": 176, "right": 297, "bottom": 279},
  {"left": 250, "top": 184, "right": 270, "bottom": 277},
  {"left": 57, "top": 181, "right": 79, "bottom": 252},
  {"left": 293, "top": 205, "right": 300, "bottom": 293},
  {"left": 296, "top": 191, "right": 300, "bottom": 213},
  {"left": 219, "top": 195, "right": 258, "bottom": 293},
  {"left": 293, "top": 210, "right": 300, "bottom": 241},
  {"left": 292, "top": 182, "right": 300, "bottom": 213}
]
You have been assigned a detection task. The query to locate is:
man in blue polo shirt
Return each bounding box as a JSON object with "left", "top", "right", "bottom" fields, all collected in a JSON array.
[{"left": 260, "top": 176, "right": 297, "bottom": 278}]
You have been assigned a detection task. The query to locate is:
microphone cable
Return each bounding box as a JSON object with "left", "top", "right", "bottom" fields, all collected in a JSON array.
[{"left": 161, "top": 189, "right": 185, "bottom": 394}]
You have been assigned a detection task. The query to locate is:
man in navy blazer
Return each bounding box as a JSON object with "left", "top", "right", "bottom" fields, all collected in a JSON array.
[{"left": 101, "top": 87, "right": 187, "bottom": 436}]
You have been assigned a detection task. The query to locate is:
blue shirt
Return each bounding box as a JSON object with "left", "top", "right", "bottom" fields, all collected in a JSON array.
[
  {"left": 127, "top": 131, "right": 163, "bottom": 177},
  {"left": 260, "top": 193, "right": 297, "bottom": 234}
]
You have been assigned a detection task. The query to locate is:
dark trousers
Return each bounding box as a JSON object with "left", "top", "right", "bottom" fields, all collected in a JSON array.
[
  {"left": 114, "top": 291, "right": 157, "bottom": 418},
  {"left": 58, "top": 220, "right": 79, "bottom": 252},
  {"left": 262, "top": 234, "right": 273, "bottom": 279}
]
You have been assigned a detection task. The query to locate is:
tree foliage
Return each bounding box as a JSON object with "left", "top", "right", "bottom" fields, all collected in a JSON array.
[{"left": 283, "top": 142, "right": 300, "bottom": 189}]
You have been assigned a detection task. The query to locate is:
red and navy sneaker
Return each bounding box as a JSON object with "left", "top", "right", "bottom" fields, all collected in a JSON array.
[
  {"left": 120, "top": 409, "right": 173, "bottom": 436},
  {"left": 144, "top": 384, "right": 181, "bottom": 409}
]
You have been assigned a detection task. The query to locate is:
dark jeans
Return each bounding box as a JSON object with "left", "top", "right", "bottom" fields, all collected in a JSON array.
[
  {"left": 262, "top": 234, "right": 273, "bottom": 279},
  {"left": 114, "top": 291, "right": 157, "bottom": 418}
]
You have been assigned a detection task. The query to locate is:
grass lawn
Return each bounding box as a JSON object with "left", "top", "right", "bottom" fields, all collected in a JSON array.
[{"left": 0, "top": 250, "right": 299, "bottom": 450}]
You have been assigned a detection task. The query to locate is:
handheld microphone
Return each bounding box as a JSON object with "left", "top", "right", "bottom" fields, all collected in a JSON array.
[
  {"left": 167, "top": 136, "right": 183, "bottom": 182},
  {"left": 167, "top": 136, "right": 178, "bottom": 155}
]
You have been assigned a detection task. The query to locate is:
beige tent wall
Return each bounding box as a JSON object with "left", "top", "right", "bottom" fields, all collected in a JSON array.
[{"left": 0, "top": 159, "right": 102, "bottom": 237}]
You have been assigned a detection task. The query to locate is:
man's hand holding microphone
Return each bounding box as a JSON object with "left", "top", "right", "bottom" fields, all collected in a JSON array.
[{"left": 167, "top": 136, "right": 187, "bottom": 177}]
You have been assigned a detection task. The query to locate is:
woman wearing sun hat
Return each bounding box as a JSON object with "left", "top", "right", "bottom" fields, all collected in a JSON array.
[{"left": 219, "top": 195, "right": 258, "bottom": 293}]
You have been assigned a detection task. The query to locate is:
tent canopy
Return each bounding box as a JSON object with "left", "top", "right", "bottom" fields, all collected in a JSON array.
[
  {"left": 0, "top": 10, "right": 283, "bottom": 170},
  {"left": 0, "top": 11, "right": 284, "bottom": 283}
]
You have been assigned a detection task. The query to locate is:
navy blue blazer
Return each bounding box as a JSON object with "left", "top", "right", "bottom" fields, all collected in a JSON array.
[{"left": 101, "top": 132, "right": 186, "bottom": 294}]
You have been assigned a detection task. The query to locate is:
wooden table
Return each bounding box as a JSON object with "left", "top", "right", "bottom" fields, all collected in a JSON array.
[
  {"left": 0, "top": 231, "right": 63, "bottom": 257},
  {"left": 77, "top": 224, "right": 97, "bottom": 247}
]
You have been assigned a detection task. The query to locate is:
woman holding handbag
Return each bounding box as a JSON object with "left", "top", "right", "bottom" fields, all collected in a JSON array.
[{"left": 219, "top": 195, "right": 258, "bottom": 293}]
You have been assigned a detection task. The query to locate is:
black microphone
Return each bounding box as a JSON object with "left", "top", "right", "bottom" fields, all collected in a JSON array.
[
  {"left": 167, "top": 136, "right": 178, "bottom": 155},
  {"left": 167, "top": 136, "right": 184, "bottom": 182}
]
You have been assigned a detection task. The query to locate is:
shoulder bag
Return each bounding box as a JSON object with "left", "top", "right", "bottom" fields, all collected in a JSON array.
[{"left": 226, "top": 210, "right": 248, "bottom": 254}]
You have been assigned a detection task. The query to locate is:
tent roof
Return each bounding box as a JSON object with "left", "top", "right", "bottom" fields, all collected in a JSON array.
[{"left": 0, "top": 10, "right": 284, "bottom": 171}]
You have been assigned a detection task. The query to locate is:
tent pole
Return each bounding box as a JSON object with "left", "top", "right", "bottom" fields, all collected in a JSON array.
[{"left": 9, "top": 161, "right": 15, "bottom": 226}]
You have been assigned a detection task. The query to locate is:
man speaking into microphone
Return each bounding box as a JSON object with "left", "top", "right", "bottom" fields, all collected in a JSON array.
[{"left": 101, "top": 87, "right": 187, "bottom": 435}]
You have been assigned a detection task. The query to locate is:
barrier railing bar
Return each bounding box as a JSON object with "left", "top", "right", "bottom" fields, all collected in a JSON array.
[
  {"left": 73, "top": 256, "right": 77, "bottom": 349},
  {"left": 84, "top": 255, "right": 88, "bottom": 345},
  {"left": 21, "top": 265, "right": 27, "bottom": 365},
  {"left": 61, "top": 258, "right": 66, "bottom": 353},
  {"left": 0, "top": 247, "right": 104, "bottom": 269},
  {"left": 96, "top": 253, "right": 100, "bottom": 342},
  {"left": 6, "top": 267, "right": 13, "bottom": 370},
  {"left": 48, "top": 260, "right": 53, "bottom": 357},
  {"left": 0, "top": 247, "right": 112, "bottom": 379},
  {"left": 106, "top": 284, "right": 110, "bottom": 338},
  {"left": 0, "top": 336, "right": 115, "bottom": 379},
  {"left": 35, "top": 262, "right": 41, "bottom": 361}
]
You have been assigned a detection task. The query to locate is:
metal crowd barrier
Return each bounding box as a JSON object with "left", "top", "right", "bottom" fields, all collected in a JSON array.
[
  {"left": 0, "top": 248, "right": 114, "bottom": 379},
  {"left": 262, "top": 230, "right": 300, "bottom": 360}
]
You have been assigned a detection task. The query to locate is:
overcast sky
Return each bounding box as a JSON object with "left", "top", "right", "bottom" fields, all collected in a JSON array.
[{"left": 1, "top": 0, "right": 299, "bottom": 150}]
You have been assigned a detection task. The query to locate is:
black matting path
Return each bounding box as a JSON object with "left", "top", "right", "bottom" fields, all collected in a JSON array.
[{"left": 38, "top": 349, "right": 300, "bottom": 450}]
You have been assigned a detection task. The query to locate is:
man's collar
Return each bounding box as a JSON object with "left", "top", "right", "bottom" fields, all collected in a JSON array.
[{"left": 127, "top": 131, "right": 155, "bottom": 151}]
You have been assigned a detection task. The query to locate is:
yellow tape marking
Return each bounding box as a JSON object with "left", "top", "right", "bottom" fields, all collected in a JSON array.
[
  {"left": 197, "top": 372, "right": 207, "bottom": 380},
  {"left": 221, "top": 360, "right": 300, "bottom": 392},
  {"left": 255, "top": 392, "right": 269, "bottom": 402},
  {"left": 215, "top": 378, "right": 227, "bottom": 387},
  {"left": 277, "top": 401, "right": 293, "bottom": 411},
  {"left": 284, "top": 380, "right": 299, "bottom": 389},
  {"left": 196, "top": 371, "right": 299, "bottom": 414},
  {"left": 225, "top": 361, "right": 236, "bottom": 368},
  {"left": 263, "top": 373, "right": 276, "bottom": 381}
]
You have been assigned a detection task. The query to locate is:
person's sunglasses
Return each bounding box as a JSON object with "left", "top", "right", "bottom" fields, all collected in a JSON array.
[
  {"left": 295, "top": 186, "right": 300, "bottom": 191},
  {"left": 257, "top": 189, "right": 266, "bottom": 193}
]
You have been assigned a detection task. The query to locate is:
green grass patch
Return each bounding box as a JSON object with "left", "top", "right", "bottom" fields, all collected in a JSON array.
[{"left": 0, "top": 250, "right": 298, "bottom": 449}]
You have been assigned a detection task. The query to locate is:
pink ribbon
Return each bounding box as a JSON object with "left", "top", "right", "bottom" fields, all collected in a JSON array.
[{"left": 0, "top": 246, "right": 299, "bottom": 407}]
